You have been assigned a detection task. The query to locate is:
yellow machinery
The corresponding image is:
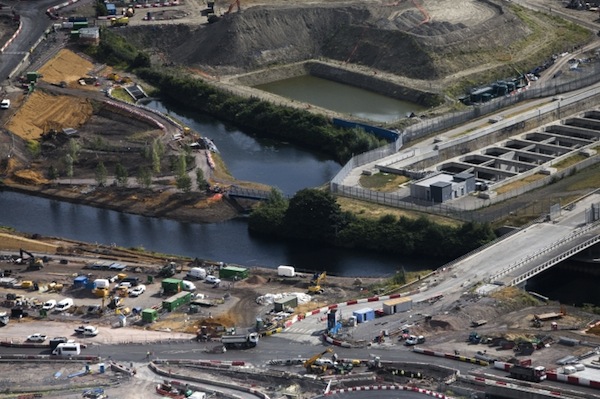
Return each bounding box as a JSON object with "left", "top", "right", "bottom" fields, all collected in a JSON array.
[
  {"left": 94, "top": 288, "right": 109, "bottom": 298},
  {"left": 110, "top": 16, "right": 129, "bottom": 27},
  {"left": 303, "top": 348, "right": 333, "bottom": 374},
  {"left": 308, "top": 272, "right": 326, "bottom": 294}
]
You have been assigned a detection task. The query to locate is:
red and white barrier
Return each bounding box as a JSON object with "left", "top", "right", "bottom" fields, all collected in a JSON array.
[
  {"left": 546, "top": 370, "right": 600, "bottom": 389},
  {"left": 325, "top": 384, "right": 453, "bottom": 398}
]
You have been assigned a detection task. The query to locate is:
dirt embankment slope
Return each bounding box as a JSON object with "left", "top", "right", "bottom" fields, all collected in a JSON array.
[{"left": 120, "top": 0, "right": 584, "bottom": 90}]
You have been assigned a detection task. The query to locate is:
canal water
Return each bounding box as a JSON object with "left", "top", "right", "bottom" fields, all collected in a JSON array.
[
  {"left": 145, "top": 100, "right": 341, "bottom": 196},
  {"left": 0, "top": 100, "right": 444, "bottom": 276},
  {"left": 0, "top": 190, "right": 442, "bottom": 277},
  {"left": 255, "top": 75, "right": 426, "bottom": 123}
]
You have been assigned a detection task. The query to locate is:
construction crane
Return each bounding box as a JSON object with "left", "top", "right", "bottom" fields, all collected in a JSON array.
[
  {"left": 308, "top": 272, "right": 326, "bottom": 294},
  {"left": 304, "top": 348, "right": 333, "bottom": 374}
]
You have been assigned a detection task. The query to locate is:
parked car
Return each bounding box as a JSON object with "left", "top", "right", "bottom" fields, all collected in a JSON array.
[
  {"left": 1, "top": 99, "right": 10, "bottom": 109},
  {"left": 404, "top": 335, "right": 425, "bottom": 346},
  {"left": 27, "top": 333, "right": 47, "bottom": 342},
  {"left": 42, "top": 299, "right": 57, "bottom": 310},
  {"left": 76, "top": 325, "right": 99, "bottom": 337},
  {"left": 128, "top": 284, "right": 146, "bottom": 297},
  {"left": 205, "top": 275, "right": 221, "bottom": 285}
]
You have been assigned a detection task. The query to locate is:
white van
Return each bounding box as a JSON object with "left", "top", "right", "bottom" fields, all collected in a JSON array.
[
  {"left": 55, "top": 298, "right": 73, "bottom": 312},
  {"left": 182, "top": 280, "right": 196, "bottom": 292},
  {"left": 187, "top": 267, "right": 206, "bottom": 280},
  {"left": 52, "top": 342, "right": 81, "bottom": 356}
]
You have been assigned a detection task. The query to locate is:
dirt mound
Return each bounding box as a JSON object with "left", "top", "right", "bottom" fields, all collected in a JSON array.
[
  {"left": 11, "top": 169, "right": 48, "bottom": 185},
  {"left": 38, "top": 49, "right": 94, "bottom": 86},
  {"left": 120, "top": 0, "right": 531, "bottom": 80},
  {"left": 246, "top": 275, "right": 267, "bottom": 285},
  {"left": 7, "top": 91, "right": 94, "bottom": 140}
]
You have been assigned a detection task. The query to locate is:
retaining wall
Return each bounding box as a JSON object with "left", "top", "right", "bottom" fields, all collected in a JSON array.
[{"left": 230, "top": 60, "right": 441, "bottom": 107}]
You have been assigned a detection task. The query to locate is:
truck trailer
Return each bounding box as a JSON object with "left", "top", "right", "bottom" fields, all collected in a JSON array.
[
  {"left": 221, "top": 332, "right": 259, "bottom": 349},
  {"left": 509, "top": 364, "right": 546, "bottom": 382}
]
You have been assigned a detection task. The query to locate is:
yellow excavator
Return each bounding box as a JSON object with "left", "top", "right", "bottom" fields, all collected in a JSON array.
[
  {"left": 308, "top": 272, "right": 326, "bottom": 294},
  {"left": 304, "top": 348, "right": 333, "bottom": 374}
]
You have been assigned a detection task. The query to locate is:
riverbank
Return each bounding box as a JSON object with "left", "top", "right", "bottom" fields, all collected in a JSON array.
[{"left": 1, "top": 183, "right": 241, "bottom": 225}]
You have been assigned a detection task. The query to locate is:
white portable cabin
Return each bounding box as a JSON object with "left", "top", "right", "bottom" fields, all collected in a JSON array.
[{"left": 277, "top": 265, "right": 295, "bottom": 277}]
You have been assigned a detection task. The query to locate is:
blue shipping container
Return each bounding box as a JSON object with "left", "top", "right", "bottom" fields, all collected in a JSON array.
[{"left": 353, "top": 308, "right": 375, "bottom": 323}]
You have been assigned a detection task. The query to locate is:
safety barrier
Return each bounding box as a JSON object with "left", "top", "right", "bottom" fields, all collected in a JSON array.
[
  {"left": 153, "top": 358, "right": 246, "bottom": 367},
  {"left": 0, "top": 354, "right": 99, "bottom": 362},
  {"left": 149, "top": 362, "right": 269, "bottom": 399},
  {"left": 546, "top": 370, "right": 600, "bottom": 389},
  {"left": 412, "top": 347, "right": 489, "bottom": 366},
  {"left": 0, "top": 20, "right": 22, "bottom": 54},
  {"left": 46, "top": 0, "right": 81, "bottom": 19},
  {"left": 322, "top": 384, "right": 453, "bottom": 398}
]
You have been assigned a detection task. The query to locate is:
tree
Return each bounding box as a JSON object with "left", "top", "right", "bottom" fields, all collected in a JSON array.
[
  {"left": 176, "top": 154, "right": 187, "bottom": 177},
  {"left": 95, "top": 161, "right": 108, "bottom": 187},
  {"left": 136, "top": 167, "right": 152, "bottom": 189},
  {"left": 195, "top": 168, "right": 209, "bottom": 191},
  {"left": 115, "top": 163, "right": 128, "bottom": 187},
  {"left": 176, "top": 174, "right": 192, "bottom": 193},
  {"left": 95, "top": 1, "right": 108, "bottom": 16},
  {"left": 64, "top": 154, "right": 73, "bottom": 183},
  {"left": 67, "top": 139, "right": 80, "bottom": 162},
  {"left": 47, "top": 165, "right": 58, "bottom": 180},
  {"left": 248, "top": 188, "right": 289, "bottom": 235},
  {"left": 132, "top": 52, "right": 151, "bottom": 68},
  {"left": 152, "top": 140, "right": 163, "bottom": 174},
  {"left": 283, "top": 189, "right": 342, "bottom": 242}
]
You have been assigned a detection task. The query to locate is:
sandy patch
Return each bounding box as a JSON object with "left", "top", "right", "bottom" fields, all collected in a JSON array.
[
  {"left": 38, "top": 49, "right": 94, "bottom": 86},
  {"left": 6, "top": 91, "right": 94, "bottom": 140},
  {"left": 0, "top": 232, "right": 59, "bottom": 252}
]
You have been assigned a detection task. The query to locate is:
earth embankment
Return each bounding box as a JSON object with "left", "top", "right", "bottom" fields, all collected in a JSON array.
[{"left": 120, "top": 0, "right": 538, "bottom": 82}]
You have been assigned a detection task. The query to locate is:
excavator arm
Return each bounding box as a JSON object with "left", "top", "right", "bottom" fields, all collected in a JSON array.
[{"left": 304, "top": 348, "right": 333, "bottom": 371}]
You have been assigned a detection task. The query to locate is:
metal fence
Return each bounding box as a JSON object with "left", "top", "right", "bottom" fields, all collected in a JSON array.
[
  {"left": 330, "top": 60, "right": 600, "bottom": 221},
  {"left": 403, "top": 62, "right": 600, "bottom": 142}
]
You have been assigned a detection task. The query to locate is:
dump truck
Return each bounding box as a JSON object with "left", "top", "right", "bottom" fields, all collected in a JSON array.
[
  {"left": 509, "top": 364, "right": 546, "bottom": 382},
  {"left": 221, "top": 332, "right": 259, "bottom": 349}
]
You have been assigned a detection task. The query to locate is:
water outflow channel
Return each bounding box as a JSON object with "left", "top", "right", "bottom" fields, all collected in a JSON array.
[
  {"left": 255, "top": 75, "right": 427, "bottom": 123},
  {"left": 0, "top": 101, "right": 443, "bottom": 276}
]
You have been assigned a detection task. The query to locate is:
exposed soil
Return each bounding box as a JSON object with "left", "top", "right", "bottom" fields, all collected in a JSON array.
[
  {"left": 7, "top": 91, "right": 94, "bottom": 140},
  {"left": 37, "top": 48, "right": 94, "bottom": 86},
  {"left": 120, "top": 0, "right": 588, "bottom": 94}
]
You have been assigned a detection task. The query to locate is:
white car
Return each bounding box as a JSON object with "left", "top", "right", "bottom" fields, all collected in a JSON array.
[
  {"left": 27, "top": 333, "right": 47, "bottom": 342},
  {"left": 128, "top": 284, "right": 146, "bottom": 297},
  {"left": 42, "top": 299, "right": 57, "bottom": 310},
  {"left": 205, "top": 275, "right": 220, "bottom": 285},
  {"left": 81, "top": 326, "right": 99, "bottom": 337},
  {"left": 0, "top": 99, "right": 10, "bottom": 109}
]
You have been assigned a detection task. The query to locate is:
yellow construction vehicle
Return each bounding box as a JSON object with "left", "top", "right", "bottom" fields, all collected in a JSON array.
[
  {"left": 308, "top": 272, "right": 326, "bottom": 294},
  {"left": 110, "top": 16, "right": 129, "bottom": 27},
  {"left": 303, "top": 348, "right": 333, "bottom": 374}
]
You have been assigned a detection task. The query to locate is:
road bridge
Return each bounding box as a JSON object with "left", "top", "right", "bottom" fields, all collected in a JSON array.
[{"left": 425, "top": 192, "right": 600, "bottom": 299}]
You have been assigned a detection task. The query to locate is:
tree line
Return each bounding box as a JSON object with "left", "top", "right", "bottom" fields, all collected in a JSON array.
[{"left": 249, "top": 188, "right": 497, "bottom": 260}]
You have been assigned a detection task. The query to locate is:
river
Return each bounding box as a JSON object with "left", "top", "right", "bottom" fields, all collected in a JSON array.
[{"left": 0, "top": 101, "right": 443, "bottom": 276}]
